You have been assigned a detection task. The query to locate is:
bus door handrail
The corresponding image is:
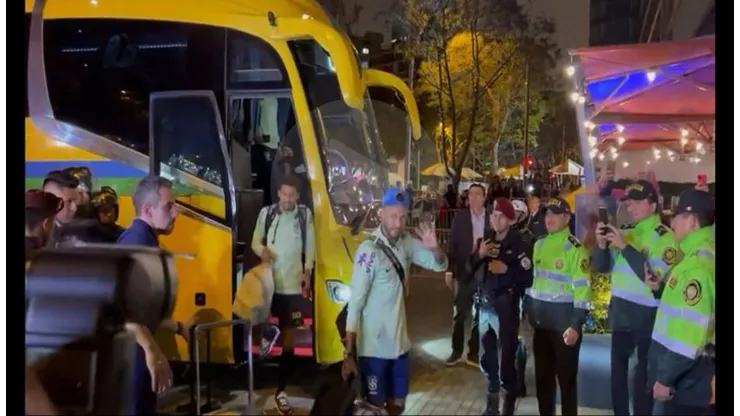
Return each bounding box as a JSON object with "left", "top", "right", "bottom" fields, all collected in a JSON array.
[{"left": 189, "top": 319, "right": 254, "bottom": 416}]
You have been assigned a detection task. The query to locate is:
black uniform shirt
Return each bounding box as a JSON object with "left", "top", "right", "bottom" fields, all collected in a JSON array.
[{"left": 469, "top": 229, "right": 534, "bottom": 298}]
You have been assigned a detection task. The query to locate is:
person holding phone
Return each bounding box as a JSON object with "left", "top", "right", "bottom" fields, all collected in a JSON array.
[
  {"left": 524, "top": 197, "right": 593, "bottom": 416},
  {"left": 645, "top": 189, "right": 715, "bottom": 415},
  {"left": 592, "top": 179, "right": 679, "bottom": 416},
  {"left": 468, "top": 197, "right": 533, "bottom": 415}
]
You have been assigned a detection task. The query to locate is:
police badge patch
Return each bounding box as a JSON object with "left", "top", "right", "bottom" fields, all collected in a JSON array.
[
  {"left": 555, "top": 259, "right": 564, "bottom": 270},
  {"left": 662, "top": 247, "right": 678, "bottom": 265},
  {"left": 580, "top": 257, "right": 591, "bottom": 273},
  {"left": 520, "top": 256, "right": 532, "bottom": 270},
  {"left": 668, "top": 274, "right": 677, "bottom": 289},
  {"left": 683, "top": 279, "right": 702, "bottom": 306}
]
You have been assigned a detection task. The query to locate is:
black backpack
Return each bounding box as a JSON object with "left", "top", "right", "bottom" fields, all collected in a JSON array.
[{"left": 261, "top": 204, "right": 308, "bottom": 271}]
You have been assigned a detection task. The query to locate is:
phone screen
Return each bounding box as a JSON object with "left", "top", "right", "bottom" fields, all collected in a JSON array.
[{"left": 598, "top": 207, "right": 609, "bottom": 235}]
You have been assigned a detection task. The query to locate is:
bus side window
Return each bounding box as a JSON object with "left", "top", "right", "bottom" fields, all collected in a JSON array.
[
  {"left": 150, "top": 92, "right": 231, "bottom": 221},
  {"left": 43, "top": 18, "right": 226, "bottom": 156}
]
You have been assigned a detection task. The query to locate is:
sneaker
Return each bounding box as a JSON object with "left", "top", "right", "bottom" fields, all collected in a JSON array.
[
  {"left": 445, "top": 352, "right": 463, "bottom": 367},
  {"left": 275, "top": 391, "right": 293, "bottom": 415},
  {"left": 260, "top": 325, "right": 280, "bottom": 357},
  {"left": 465, "top": 352, "right": 479, "bottom": 367}
]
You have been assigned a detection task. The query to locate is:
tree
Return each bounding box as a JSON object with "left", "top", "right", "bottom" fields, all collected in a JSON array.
[
  {"left": 317, "top": 0, "right": 364, "bottom": 36},
  {"left": 393, "top": 0, "right": 559, "bottom": 187},
  {"left": 470, "top": 15, "right": 560, "bottom": 174}
]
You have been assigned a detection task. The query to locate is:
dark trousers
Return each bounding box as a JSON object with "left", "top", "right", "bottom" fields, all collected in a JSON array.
[
  {"left": 452, "top": 279, "right": 479, "bottom": 357},
  {"left": 479, "top": 294, "right": 520, "bottom": 396},
  {"left": 611, "top": 330, "right": 653, "bottom": 416},
  {"left": 533, "top": 328, "right": 582, "bottom": 416},
  {"left": 133, "top": 346, "right": 157, "bottom": 415},
  {"left": 652, "top": 400, "right": 708, "bottom": 416}
]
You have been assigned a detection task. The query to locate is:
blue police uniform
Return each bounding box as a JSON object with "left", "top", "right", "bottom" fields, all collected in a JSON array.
[
  {"left": 117, "top": 219, "right": 160, "bottom": 415},
  {"left": 469, "top": 228, "right": 533, "bottom": 415}
]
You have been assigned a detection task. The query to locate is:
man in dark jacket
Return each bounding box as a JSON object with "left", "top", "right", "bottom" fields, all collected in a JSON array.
[
  {"left": 525, "top": 190, "right": 547, "bottom": 240},
  {"left": 445, "top": 183, "right": 487, "bottom": 366},
  {"left": 469, "top": 197, "right": 533, "bottom": 415}
]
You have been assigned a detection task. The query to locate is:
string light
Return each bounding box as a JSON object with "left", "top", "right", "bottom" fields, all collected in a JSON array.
[
  {"left": 578, "top": 95, "right": 586, "bottom": 104},
  {"left": 617, "top": 136, "right": 626, "bottom": 146},
  {"left": 610, "top": 151, "right": 619, "bottom": 160},
  {"left": 565, "top": 65, "right": 575, "bottom": 77},
  {"left": 680, "top": 128, "right": 689, "bottom": 138},
  {"left": 680, "top": 137, "right": 688, "bottom": 147},
  {"left": 589, "top": 148, "right": 599, "bottom": 159},
  {"left": 570, "top": 92, "right": 580, "bottom": 103},
  {"left": 616, "top": 124, "right": 625, "bottom": 133},
  {"left": 584, "top": 120, "right": 595, "bottom": 130},
  {"left": 696, "top": 141, "right": 704, "bottom": 150},
  {"left": 622, "top": 161, "right": 630, "bottom": 168},
  {"left": 646, "top": 71, "right": 656, "bottom": 83},
  {"left": 598, "top": 153, "right": 605, "bottom": 161},
  {"left": 588, "top": 135, "right": 597, "bottom": 147}
]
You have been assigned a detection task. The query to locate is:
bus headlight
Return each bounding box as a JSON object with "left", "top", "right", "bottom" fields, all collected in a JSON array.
[{"left": 326, "top": 280, "right": 351, "bottom": 304}]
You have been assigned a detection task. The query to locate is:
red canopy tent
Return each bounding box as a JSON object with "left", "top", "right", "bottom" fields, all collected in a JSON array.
[
  {"left": 567, "top": 36, "right": 715, "bottom": 183},
  {"left": 570, "top": 35, "right": 714, "bottom": 152}
]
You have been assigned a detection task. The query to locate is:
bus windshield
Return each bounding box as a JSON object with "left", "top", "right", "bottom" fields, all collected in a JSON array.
[{"left": 289, "top": 39, "right": 387, "bottom": 226}]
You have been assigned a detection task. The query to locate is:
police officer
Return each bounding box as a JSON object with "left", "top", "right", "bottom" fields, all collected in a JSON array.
[
  {"left": 593, "top": 179, "right": 679, "bottom": 416},
  {"left": 524, "top": 197, "right": 593, "bottom": 416},
  {"left": 469, "top": 198, "right": 533, "bottom": 415},
  {"left": 645, "top": 189, "right": 715, "bottom": 415},
  {"left": 342, "top": 187, "right": 448, "bottom": 415},
  {"left": 90, "top": 186, "right": 125, "bottom": 242}
]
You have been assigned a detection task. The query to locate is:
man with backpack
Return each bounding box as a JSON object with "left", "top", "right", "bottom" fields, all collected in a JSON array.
[{"left": 251, "top": 174, "right": 315, "bottom": 416}]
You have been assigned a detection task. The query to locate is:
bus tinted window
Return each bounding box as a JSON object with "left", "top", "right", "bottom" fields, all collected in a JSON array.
[
  {"left": 43, "top": 19, "right": 227, "bottom": 155},
  {"left": 227, "top": 30, "right": 289, "bottom": 89}
]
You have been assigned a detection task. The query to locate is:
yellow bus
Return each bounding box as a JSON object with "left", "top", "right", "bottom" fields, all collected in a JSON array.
[{"left": 25, "top": 0, "right": 421, "bottom": 366}]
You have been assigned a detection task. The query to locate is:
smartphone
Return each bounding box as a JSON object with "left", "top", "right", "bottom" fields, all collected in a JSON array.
[{"left": 598, "top": 206, "right": 609, "bottom": 235}]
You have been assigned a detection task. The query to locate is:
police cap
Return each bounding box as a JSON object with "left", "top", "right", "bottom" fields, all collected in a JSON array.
[
  {"left": 92, "top": 186, "right": 120, "bottom": 208},
  {"left": 620, "top": 179, "right": 658, "bottom": 202},
  {"left": 26, "top": 189, "right": 63, "bottom": 216},
  {"left": 43, "top": 170, "right": 80, "bottom": 189},
  {"left": 64, "top": 166, "right": 94, "bottom": 192},
  {"left": 545, "top": 196, "right": 571, "bottom": 215},
  {"left": 673, "top": 189, "right": 714, "bottom": 217}
]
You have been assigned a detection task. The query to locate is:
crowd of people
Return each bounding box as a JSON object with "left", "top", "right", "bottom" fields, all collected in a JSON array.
[
  {"left": 25, "top": 163, "right": 715, "bottom": 416},
  {"left": 429, "top": 176, "right": 715, "bottom": 416},
  {"left": 25, "top": 166, "right": 320, "bottom": 416}
]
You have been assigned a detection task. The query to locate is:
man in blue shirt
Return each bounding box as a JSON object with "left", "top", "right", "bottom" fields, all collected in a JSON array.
[{"left": 118, "top": 175, "right": 188, "bottom": 415}]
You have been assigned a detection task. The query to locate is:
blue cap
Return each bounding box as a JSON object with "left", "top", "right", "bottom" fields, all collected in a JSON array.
[{"left": 381, "top": 187, "right": 408, "bottom": 208}]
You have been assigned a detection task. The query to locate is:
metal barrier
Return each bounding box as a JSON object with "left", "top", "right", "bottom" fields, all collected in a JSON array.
[{"left": 188, "top": 319, "right": 254, "bottom": 416}]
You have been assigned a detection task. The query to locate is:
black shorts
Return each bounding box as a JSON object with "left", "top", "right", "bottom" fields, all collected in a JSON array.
[{"left": 270, "top": 293, "right": 304, "bottom": 329}]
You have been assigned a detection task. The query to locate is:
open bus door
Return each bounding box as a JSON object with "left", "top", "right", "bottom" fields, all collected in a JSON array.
[{"left": 147, "top": 91, "right": 244, "bottom": 364}]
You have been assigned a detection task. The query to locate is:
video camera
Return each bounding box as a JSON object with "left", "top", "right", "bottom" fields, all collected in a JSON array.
[{"left": 26, "top": 245, "right": 178, "bottom": 415}]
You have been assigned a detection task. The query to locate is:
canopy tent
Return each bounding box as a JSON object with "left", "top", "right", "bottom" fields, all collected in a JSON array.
[
  {"left": 421, "top": 163, "right": 483, "bottom": 179},
  {"left": 497, "top": 165, "right": 523, "bottom": 178},
  {"left": 550, "top": 159, "right": 584, "bottom": 176},
  {"left": 567, "top": 36, "right": 715, "bottom": 185}
]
